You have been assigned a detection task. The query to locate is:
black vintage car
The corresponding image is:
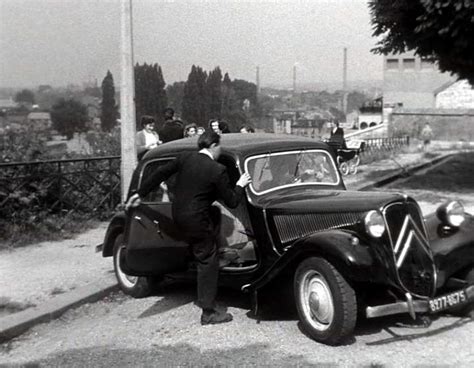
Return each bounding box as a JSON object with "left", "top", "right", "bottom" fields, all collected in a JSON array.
[{"left": 99, "top": 133, "right": 474, "bottom": 345}]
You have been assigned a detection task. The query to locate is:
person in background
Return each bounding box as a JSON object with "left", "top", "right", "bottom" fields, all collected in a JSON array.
[
  {"left": 126, "top": 131, "right": 252, "bottom": 325},
  {"left": 184, "top": 123, "right": 197, "bottom": 138},
  {"left": 196, "top": 126, "right": 205, "bottom": 135},
  {"left": 160, "top": 118, "right": 184, "bottom": 143},
  {"left": 420, "top": 122, "right": 434, "bottom": 151},
  {"left": 328, "top": 120, "right": 346, "bottom": 149},
  {"left": 219, "top": 121, "right": 230, "bottom": 134},
  {"left": 209, "top": 119, "right": 221, "bottom": 134},
  {"left": 163, "top": 107, "right": 175, "bottom": 123},
  {"left": 240, "top": 125, "right": 255, "bottom": 133},
  {"left": 136, "top": 115, "right": 161, "bottom": 160}
]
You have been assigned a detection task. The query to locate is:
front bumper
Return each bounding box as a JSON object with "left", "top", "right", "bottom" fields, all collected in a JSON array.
[{"left": 366, "top": 284, "right": 474, "bottom": 319}]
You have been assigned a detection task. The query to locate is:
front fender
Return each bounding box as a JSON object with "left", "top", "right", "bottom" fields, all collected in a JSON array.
[
  {"left": 102, "top": 212, "right": 127, "bottom": 257},
  {"left": 425, "top": 212, "right": 474, "bottom": 286},
  {"left": 242, "top": 230, "right": 377, "bottom": 292}
]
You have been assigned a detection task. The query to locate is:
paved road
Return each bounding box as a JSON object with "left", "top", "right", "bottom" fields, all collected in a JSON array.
[{"left": 1, "top": 284, "right": 473, "bottom": 367}]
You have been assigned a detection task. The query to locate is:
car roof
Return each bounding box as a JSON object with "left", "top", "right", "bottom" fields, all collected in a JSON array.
[{"left": 143, "top": 133, "right": 329, "bottom": 160}]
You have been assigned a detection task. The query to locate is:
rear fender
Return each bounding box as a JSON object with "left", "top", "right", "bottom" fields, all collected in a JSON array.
[
  {"left": 102, "top": 212, "right": 127, "bottom": 257},
  {"left": 243, "top": 230, "right": 375, "bottom": 292}
]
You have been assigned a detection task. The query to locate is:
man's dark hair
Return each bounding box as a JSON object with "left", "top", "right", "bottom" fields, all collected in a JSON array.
[
  {"left": 198, "top": 130, "right": 220, "bottom": 149},
  {"left": 219, "top": 121, "right": 230, "bottom": 133},
  {"left": 140, "top": 115, "right": 155, "bottom": 128},
  {"left": 163, "top": 107, "right": 174, "bottom": 117}
]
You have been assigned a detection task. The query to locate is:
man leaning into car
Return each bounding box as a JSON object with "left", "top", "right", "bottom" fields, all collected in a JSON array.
[{"left": 126, "top": 131, "right": 252, "bottom": 325}]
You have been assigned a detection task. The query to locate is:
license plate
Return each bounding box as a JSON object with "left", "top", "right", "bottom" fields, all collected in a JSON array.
[{"left": 428, "top": 289, "right": 468, "bottom": 313}]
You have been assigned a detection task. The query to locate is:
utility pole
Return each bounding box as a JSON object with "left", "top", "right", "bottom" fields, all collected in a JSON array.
[
  {"left": 343, "top": 47, "right": 347, "bottom": 91},
  {"left": 342, "top": 47, "right": 348, "bottom": 114},
  {"left": 293, "top": 64, "right": 297, "bottom": 94},
  {"left": 120, "top": 0, "right": 137, "bottom": 202},
  {"left": 256, "top": 66, "right": 260, "bottom": 97}
]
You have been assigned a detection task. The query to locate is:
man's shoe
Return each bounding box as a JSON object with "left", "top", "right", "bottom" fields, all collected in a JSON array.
[{"left": 201, "top": 310, "right": 233, "bottom": 325}]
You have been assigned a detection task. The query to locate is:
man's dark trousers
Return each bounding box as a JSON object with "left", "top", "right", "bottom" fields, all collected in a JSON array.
[{"left": 187, "top": 234, "right": 219, "bottom": 311}]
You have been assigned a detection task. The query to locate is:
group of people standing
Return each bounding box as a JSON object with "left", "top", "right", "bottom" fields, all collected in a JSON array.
[{"left": 136, "top": 107, "right": 255, "bottom": 160}]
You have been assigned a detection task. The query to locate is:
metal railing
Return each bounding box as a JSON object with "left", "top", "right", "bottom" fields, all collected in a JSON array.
[
  {"left": 0, "top": 156, "right": 121, "bottom": 219},
  {"left": 361, "top": 136, "right": 410, "bottom": 156}
]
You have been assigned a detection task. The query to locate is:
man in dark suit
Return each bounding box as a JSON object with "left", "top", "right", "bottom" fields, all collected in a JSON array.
[
  {"left": 126, "top": 131, "right": 251, "bottom": 325},
  {"left": 329, "top": 120, "right": 346, "bottom": 149}
]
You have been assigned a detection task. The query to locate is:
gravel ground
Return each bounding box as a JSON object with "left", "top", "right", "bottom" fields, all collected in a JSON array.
[
  {"left": 0, "top": 290, "right": 473, "bottom": 367},
  {"left": 0, "top": 222, "right": 113, "bottom": 313}
]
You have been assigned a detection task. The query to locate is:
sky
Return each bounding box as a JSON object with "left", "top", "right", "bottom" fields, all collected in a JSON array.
[{"left": 0, "top": 0, "right": 383, "bottom": 89}]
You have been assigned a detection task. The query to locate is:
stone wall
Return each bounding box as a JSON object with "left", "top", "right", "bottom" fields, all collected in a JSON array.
[{"left": 389, "top": 108, "right": 474, "bottom": 141}]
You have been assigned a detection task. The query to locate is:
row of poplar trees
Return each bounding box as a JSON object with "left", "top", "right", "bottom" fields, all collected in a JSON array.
[
  {"left": 134, "top": 63, "right": 259, "bottom": 132},
  {"left": 99, "top": 63, "right": 259, "bottom": 133}
]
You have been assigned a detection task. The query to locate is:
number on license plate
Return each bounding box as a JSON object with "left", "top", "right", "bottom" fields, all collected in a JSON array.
[{"left": 429, "top": 290, "right": 467, "bottom": 313}]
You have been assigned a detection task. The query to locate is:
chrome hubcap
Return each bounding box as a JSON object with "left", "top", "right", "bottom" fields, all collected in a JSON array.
[
  {"left": 115, "top": 246, "right": 138, "bottom": 288},
  {"left": 300, "top": 270, "right": 334, "bottom": 331}
]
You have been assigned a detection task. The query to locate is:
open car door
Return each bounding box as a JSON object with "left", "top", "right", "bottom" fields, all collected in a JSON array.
[{"left": 124, "top": 158, "right": 189, "bottom": 275}]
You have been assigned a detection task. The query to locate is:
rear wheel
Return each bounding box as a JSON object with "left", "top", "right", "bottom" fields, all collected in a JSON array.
[
  {"left": 113, "top": 234, "right": 154, "bottom": 298},
  {"left": 294, "top": 257, "right": 357, "bottom": 345}
]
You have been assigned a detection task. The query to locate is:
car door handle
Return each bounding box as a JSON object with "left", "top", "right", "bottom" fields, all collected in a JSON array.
[
  {"left": 153, "top": 220, "right": 163, "bottom": 238},
  {"left": 134, "top": 215, "right": 144, "bottom": 226}
]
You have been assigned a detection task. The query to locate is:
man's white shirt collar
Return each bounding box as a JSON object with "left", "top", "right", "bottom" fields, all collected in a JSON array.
[{"left": 199, "top": 148, "right": 214, "bottom": 160}]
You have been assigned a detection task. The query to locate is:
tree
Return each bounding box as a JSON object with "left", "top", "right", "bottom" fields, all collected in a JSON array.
[
  {"left": 166, "top": 81, "right": 185, "bottom": 116},
  {"left": 206, "top": 67, "right": 223, "bottom": 120},
  {"left": 50, "top": 98, "right": 88, "bottom": 139},
  {"left": 369, "top": 0, "right": 474, "bottom": 84},
  {"left": 134, "top": 63, "right": 168, "bottom": 130},
  {"left": 182, "top": 65, "right": 208, "bottom": 125},
  {"left": 100, "top": 70, "right": 118, "bottom": 132},
  {"left": 221, "top": 73, "right": 236, "bottom": 119},
  {"left": 15, "top": 89, "right": 35, "bottom": 105}
]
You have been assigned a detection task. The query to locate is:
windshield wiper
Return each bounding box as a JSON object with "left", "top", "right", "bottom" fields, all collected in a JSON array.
[
  {"left": 293, "top": 150, "right": 305, "bottom": 178},
  {"left": 258, "top": 153, "right": 271, "bottom": 182}
]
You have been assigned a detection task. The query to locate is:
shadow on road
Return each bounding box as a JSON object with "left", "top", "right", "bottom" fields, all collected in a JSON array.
[
  {"left": 3, "top": 343, "right": 332, "bottom": 367},
  {"left": 364, "top": 316, "right": 473, "bottom": 346}
]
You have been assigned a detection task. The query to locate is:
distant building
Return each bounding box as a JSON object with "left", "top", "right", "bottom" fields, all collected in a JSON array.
[
  {"left": 273, "top": 107, "right": 333, "bottom": 138},
  {"left": 435, "top": 80, "right": 474, "bottom": 109},
  {"left": 0, "top": 98, "right": 18, "bottom": 113},
  {"left": 27, "top": 111, "right": 52, "bottom": 130},
  {"left": 383, "top": 51, "right": 456, "bottom": 109}
]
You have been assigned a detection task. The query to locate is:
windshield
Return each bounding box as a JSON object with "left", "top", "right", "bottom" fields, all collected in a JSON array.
[{"left": 245, "top": 149, "right": 339, "bottom": 194}]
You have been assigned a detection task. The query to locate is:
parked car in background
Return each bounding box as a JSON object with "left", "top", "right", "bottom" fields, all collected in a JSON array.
[{"left": 98, "top": 133, "right": 474, "bottom": 345}]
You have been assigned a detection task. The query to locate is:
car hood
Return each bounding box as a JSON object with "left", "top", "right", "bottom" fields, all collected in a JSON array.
[{"left": 260, "top": 189, "right": 405, "bottom": 213}]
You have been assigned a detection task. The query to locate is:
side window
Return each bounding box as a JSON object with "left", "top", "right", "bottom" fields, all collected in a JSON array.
[{"left": 140, "top": 159, "right": 177, "bottom": 203}]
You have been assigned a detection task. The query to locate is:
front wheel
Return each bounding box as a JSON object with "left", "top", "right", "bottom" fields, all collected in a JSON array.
[
  {"left": 294, "top": 257, "right": 357, "bottom": 345},
  {"left": 113, "top": 234, "right": 154, "bottom": 298}
]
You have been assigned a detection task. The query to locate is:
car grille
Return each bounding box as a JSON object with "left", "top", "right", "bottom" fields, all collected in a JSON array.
[
  {"left": 383, "top": 201, "right": 436, "bottom": 298},
  {"left": 273, "top": 212, "right": 361, "bottom": 244}
]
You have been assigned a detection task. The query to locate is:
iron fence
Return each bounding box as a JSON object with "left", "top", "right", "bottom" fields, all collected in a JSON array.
[
  {"left": 0, "top": 156, "right": 121, "bottom": 220},
  {"left": 362, "top": 136, "right": 410, "bottom": 153}
]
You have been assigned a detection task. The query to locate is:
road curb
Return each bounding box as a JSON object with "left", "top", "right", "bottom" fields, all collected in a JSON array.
[
  {"left": 0, "top": 279, "right": 118, "bottom": 343},
  {"left": 355, "top": 153, "right": 453, "bottom": 191}
]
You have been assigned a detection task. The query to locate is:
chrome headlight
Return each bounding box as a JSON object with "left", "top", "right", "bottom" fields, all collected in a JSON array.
[
  {"left": 437, "top": 201, "right": 465, "bottom": 227},
  {"left": 364, "top": 210, "right": 386, "bottom": 238}
]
